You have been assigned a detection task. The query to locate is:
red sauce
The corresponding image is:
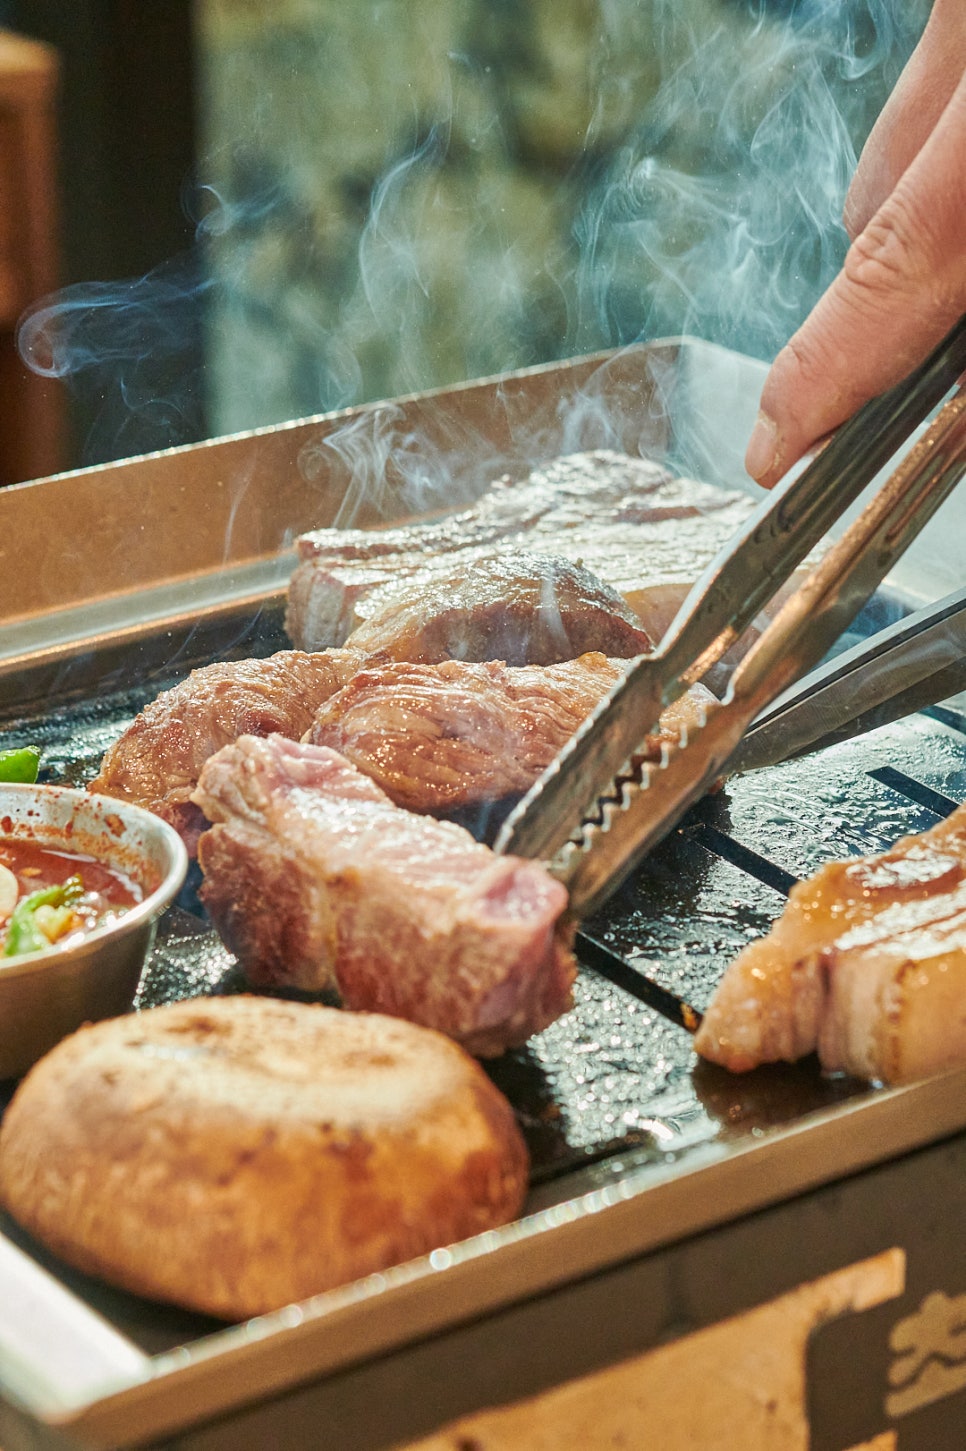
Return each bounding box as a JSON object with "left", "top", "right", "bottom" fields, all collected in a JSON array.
[{"left": 0, "top": 839, "right": 143, "bottom": 951}]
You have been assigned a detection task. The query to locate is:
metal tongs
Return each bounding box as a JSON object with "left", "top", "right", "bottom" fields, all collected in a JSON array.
[
  {"left": 728, "top": 578, "right": 966, "bottom": 774},
  {"left": 496, "top": 317, "right": 966, "bottom": 920}
]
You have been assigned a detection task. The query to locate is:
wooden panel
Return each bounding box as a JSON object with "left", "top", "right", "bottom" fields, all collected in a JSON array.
[
  {"left": 392, "top": 1252, "right": 905, "bottom": 1451},
  {"left": 0, "top": 27, "right": 66, "bottom": 485},
  {"left": 0, "top": 112, "right": 19, "bottom": 323},
  {"left": 2, "top": 3, "right": 203, "bottom": 470}
]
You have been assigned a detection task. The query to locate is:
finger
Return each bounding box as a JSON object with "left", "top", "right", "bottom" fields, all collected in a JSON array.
[
  {"left": 746, "top": 78, "right": 966, "bottom": 489},
  {"left": 844, "top": 0, "right": 966, "bottom": 238}
]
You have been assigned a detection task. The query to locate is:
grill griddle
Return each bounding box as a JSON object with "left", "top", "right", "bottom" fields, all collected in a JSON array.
[
  {"left": 1, "top": 339, "right": 965, "bottom": 1449},
  {"left": 2, "top": 600, "right": 965, "bottom": 1333}
]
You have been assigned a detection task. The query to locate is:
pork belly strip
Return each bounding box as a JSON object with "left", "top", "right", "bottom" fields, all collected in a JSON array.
[
  {"left": 342, "top": 551, "right": 653, "bottom": 666},
  {"left": 192, "top": 736, "right": 577, "bottom": 1056},
  {"left": 89, "top": 649, "right": 363, "bottom": 851},
  {"left": 694, "top": 804, "right": 966, "bottom": 1081},
  {"left": 816, "top": 882, "right": 966, "bottom": 1083},
  {"left": 286, "top": 450, "right": 755, "bottom": 651},
  {"left": 307, "top": 653, "right": 715, "bottom": 815}
]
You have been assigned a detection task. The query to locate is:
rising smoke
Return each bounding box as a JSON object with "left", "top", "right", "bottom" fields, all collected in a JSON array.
[
  {"left": 17, "top": 0, "right": 929, "bottom": 471},
  {"left": 573, "top": 0, "right": 926, "bottom": 360}
]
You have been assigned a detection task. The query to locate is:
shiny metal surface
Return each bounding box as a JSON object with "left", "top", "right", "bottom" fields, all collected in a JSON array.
[
  {"left": 730, "top": 580, "right": 966, "bottom": 774},
  {"left": 0, "top": 345, "right": 684, "bottom": 712},
  {"left": 0, "top": 337, "right": 790, "bottom": 720},
  {"left": 0, "top": 784, "right": 187, "bottom": 1077}
]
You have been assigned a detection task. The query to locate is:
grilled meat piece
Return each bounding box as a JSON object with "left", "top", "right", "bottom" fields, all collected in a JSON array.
[
  {"left": 286, "top": 450, "right": 754, "bottom": 651},
  {"left": 814, "top": 882, "right": 966, "bottom": 1083},
  {"left": 695, "top": 804, "right": 966, "bottom": 1082},
  {"left": 343, "top": 551, "right": 653, "bottom": 666},
  {"left": 91, "top": 553, "right": 649, "bottom": 848},
  {"left": 192, "top": 736, "right": 577, "bottom": 1056},
  {"left": 307, "top": 653, "right": 715, "bottom": 815},
  {"left": 90, "top": 649, "right": 363, "bottom": 852}
]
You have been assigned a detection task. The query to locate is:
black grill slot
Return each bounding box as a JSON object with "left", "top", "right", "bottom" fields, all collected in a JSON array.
[
  {"left": 680, "top": 820, "right": 800, "bottom": 896},
  {"left": 867, "top": 766, "right": 962, "bottom": 818},
  {"left": 576, "top": 930, "right": 701, "bottom": 1032},
  {"left": 924, "top": 703, "right": 966, "bottom": 736}
]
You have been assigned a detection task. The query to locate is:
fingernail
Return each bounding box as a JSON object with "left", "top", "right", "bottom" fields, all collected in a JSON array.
[{"left": 745, "top": 411, "right": 781, "bottom": 483}]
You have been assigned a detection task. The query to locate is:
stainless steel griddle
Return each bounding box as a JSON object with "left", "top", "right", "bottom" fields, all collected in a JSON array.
[{"left": 1, "top": 339, "right": 965, "bottom": 1451}]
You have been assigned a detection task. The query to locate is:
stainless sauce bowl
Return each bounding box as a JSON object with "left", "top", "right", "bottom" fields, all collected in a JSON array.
[{"left": 0, "top": 785, "right": 188, "bottom": 1079}]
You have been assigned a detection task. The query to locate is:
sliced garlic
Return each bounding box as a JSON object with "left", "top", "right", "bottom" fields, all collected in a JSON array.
[
  {"left": 32, "top": 904, "right": 79, "bottom": 944},
  {"left": 0, "top": 863, "right": 18, "bottom": 923}
]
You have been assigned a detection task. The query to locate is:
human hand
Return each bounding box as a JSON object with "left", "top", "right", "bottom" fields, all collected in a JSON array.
[{"left": 745, "top": 0, "right": 966, "bottom": 488}]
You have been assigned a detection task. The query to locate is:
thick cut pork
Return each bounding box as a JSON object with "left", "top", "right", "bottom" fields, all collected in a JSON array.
[
  {"left": 341, "top": 550, "right": 653, "bottom": 665},
  {"left": 307, "top": 653, "right": 715, "bottom": 815},
  {"left": 695, "top": 804, "right": 966, "bottom": 1083},
  {"left": 286, "top": 450, "right": 755, "bottom": 651},
  {"left": 193, "top": 736, "right": 576, "bottom": 1056},
  {"left": 92, "top": 554, "right": 649, "bottom": 847},
  {"left": 90, "top": 649, "right": 363, "bottom": 852}
]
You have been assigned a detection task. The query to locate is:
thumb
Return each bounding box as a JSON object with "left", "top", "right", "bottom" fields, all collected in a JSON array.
[{"left": 746, "top": 80, "right": 966, "bottom": 489}]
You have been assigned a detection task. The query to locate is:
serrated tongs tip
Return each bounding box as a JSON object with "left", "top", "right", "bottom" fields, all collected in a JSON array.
[{"left": 496, "top": 317, "right": 966, "bottom": 920}]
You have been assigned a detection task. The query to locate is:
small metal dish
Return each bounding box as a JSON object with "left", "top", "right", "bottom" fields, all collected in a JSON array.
[{"left": 0, "top": 784, "right": 188, "bottom": 1079}]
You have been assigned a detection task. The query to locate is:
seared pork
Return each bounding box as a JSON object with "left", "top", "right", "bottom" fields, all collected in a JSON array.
[
  {"left": 92, "top": 552, "right": 651, "bottom": 848},
  {"left": 286, "top": 450, "right": 754, "bottom": 651},
  {"left": 695, "top": 804, "right": 966, "bottom": 1082},
  {"left": 307, "top": 653, "right": 715, "bottom": 815},
  {"left": 90, "top": 649, "right": 363, "bottom": 852},
  {"left": 192, "top": 736, "right": 576, "bottom": 1056},
  {"left": 342, "top": 551, "right": 653, "bottom": 665}
]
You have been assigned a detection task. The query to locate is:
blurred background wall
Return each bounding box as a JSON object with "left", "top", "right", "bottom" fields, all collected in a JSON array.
[{"left": 1, "top": 0, "right": 930, "bottom": 478}]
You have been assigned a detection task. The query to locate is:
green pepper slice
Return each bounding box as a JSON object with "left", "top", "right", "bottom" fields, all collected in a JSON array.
[
  {"left": 4, "top": 876, "right": 84, "bottom": 957},
  {"left": 0, "top": 747, "right": 41, "bottom": 784}
]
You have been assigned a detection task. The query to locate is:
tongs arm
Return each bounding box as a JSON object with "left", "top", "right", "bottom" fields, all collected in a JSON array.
[
  {"left": 555, "top": 383, "right": 966, "bottom": 918},
  {"left": 496, "top": 317, "right": 966, "bottom": 867},
  {"left": 728, "top": 580, "right": 966, "bottom": 775}
]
